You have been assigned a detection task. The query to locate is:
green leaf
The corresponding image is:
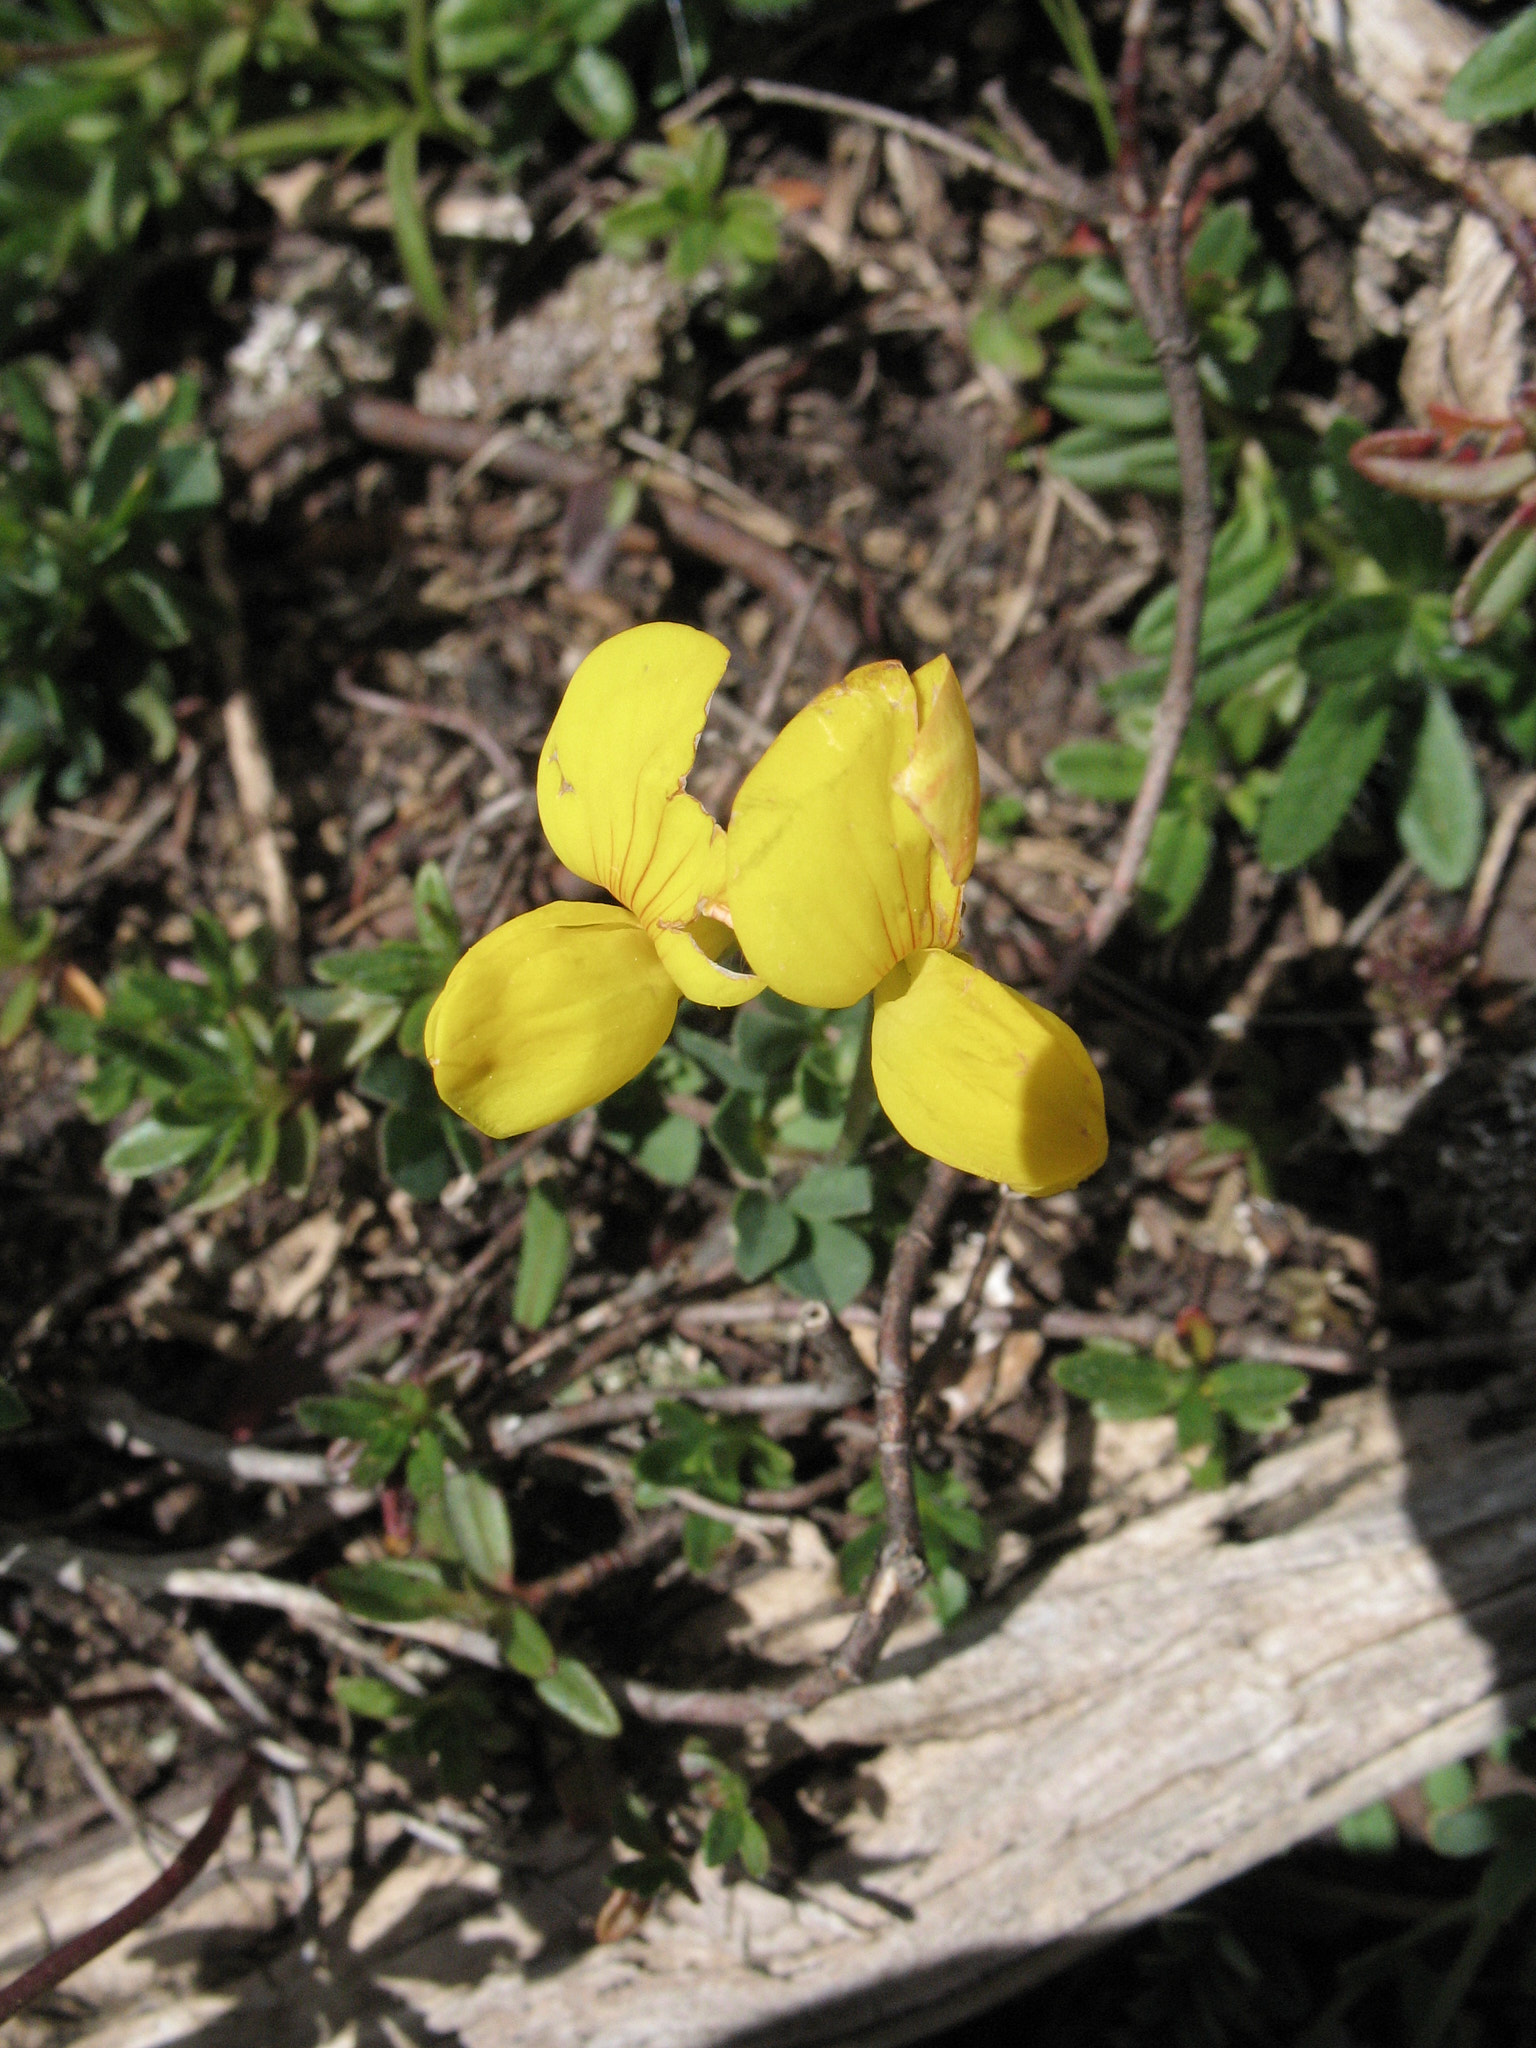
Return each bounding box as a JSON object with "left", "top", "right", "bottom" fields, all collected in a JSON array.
[
  {"left": 1324, "top": 419, "right": 1447, "bottom": 588},
  {"left": 224, "top": 104, "right": 408, "bottom": 161},
  {"left": 673, "top": 1024, "right": 758, "bottom": 1090},
  {"left": 838, "top": 1522, "right": 883, "bottom": 1596},
  {"left": 324, "top": 1560, "right": 461, "bottom": 1621},
  {"left": 786, "top": 1164, "right": 873, "bottom": 1222},
  {"left": 1051, "top": 1344, "right": 1180, "bottom": 1420},
  {"left": 635, "top": 1112, "right": 702, "bottom": 1187},
  {"left": 711, "top": 1088, "right": 770, "bottom": 1180},
  {"left": 1137, "top": 803, "right": 1214, "bottom": 932},
  {"left": 1300, "top": 595, "right": 1410, "bottom": 685},
  {"left": 535, "top": 1657, "right": 622, "bottom": 1737},
  {"left": 102, "top": 1117, "right": 211, "bottom": 1178},
  {"left": 1204, "top": 1358, "right": 1307, "bottom": 1433},
  {"left": 926, "top": 1561, "right": 971, "bottom": 1627},
  {"left": 1175, "top": 1387, "right": 1219, "bottom": 1453},
  {"left": 1444, "top": 5, "right": 1536, "bottom": 123},
  {"left": 1397, "top": 685, "right": 1484, "bottom": 889},
  {"left": 968, "top": 304, "right": 1046, "bottom": 382},
  {"left": 443, "top": 1469, "right": 514, "bottom": 1588},
  {"left": 555, "top": 47, "right": 636, "bottom": 140},
  {"left": 1457, "top": 502, "right": 1536, "bottom": 645},
  {"left": 275, "top": 1105, "right": 319, "bottom": 1197},
  {"left": 103, "top": 570, "right": 191, "bottom": 650},
  {"left": 1044, "top": 740, "right": 1147, "bottom": 802},
  {"left": 1432, "top": 1794, "right": 1536, "bottom": 1859},
  {"left": 1258, "top": 677, "right": 1395, "bottom": 872},
  {"left": 333, "top": 1675, "right": 410, "bottom": 1721},
  {"left": 1337, "top": 1800, "right": 1401, "bottom": 1855},
  {"left": 503, "top": 1604, "right": 557, "bottom": 1680},
  {"left": 123, "top": 678, "right": 180, "bottom": 763},
  {"left": 683, "top": 1510, "right": 735, "bottom": 1572},
  {"left": 779, "top": 1219, "right": 873, "bottom": 1312},
  {"left": 514, "top": 1184, "right": 573, "bottom": 1330},
  {"left": 386, "top": 124, "right": 453, "bottom": 332},
  {"left": 703, "top": 1805, "right": 744, "bottom": 1866},
  {"left": 731, "top": 1188, "right": 798, "bottom": 1281},
  {"left": 1047, "top": 425, "right": 1184, "bottom": 496},
  {"left": 381, "top": 1104, "right": 458, "bottom": 1201},
  {"left": 412, "top": 862, "right": 461, "bottom": 954},
  {"left": 1424, "top": 1762, "right": 1478, "bottom": 1813},
  {"left": 0, "top": 1382, "right": 29, "bottom": 1431},
  {"left": 737, "top": 1813, "right": 771, "bottom": 1881},
  {"left": 0, "top": 971, "right": 42, "bottom": 1049}
]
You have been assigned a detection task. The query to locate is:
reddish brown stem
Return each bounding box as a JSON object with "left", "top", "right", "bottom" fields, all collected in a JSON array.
[{"left": 0, "top": 1754, "right": 261, "bottom": 2025}]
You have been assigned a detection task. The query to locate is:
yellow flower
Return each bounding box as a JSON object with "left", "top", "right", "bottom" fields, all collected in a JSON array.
[
  {"left": 425, "top": 623, "right": 761, "bottom": 1137},
  {"left": 727, "top": 653, "right": 1107, "bottom": 1193}
]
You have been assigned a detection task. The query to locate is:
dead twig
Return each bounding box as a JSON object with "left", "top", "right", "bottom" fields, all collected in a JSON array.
[
  {"left": 335, "top": 671, "right": 524, "bottom": 795},
  {"left": 491, "top": 1368, "right": 866, "bottom": 1457},
  {"left": 653, "top": 494, "right": 857, "bottom": 666},
  {"left": 0, "top": 1753, "right": 262, "bottom": 2027},
  {"left": 85, "top": 1387, "right": 332, "bottom": 1489},
  {"left": 742, "top": 77, "right": 1091, "bottom": 210},
  {"left": 383, "top": 1201, "right": 526, "bottom": 1384},
  {"left": 1459, "top": 772, "right": 1536, "bottom": 953},
  {"left": 520, "top": 1512, "right": 686, "bottom": 1609},
  {"left": 47, "top": 1704, "right": 170, "bottom": 1864}
]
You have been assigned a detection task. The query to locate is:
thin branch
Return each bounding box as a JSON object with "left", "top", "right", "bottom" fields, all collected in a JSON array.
[
  {"left": 86, "top": 1388, "right": 332, "bottom": 1489},
  {"left": 1457, "top": 771, "right": 1536, "bottom": 952},
  {"left": 383, "top": 1201, "right": 526, "bottom": 1384},
  {"left": 520, "top": 1512, "right": 685, "bottom": 1608},
  {"left": 0, "top": 1754, "right": 261, "bottom": 2026},
  {"left": 491, "top": 1370, "right": 865, "bottom": 1457},
  {"left": 742, "top": 77, "right": 1090, "bottom": 210},
  {"left": 335, "top": 672, "right": 524, "bottom": 796},
  {"left": 48, "top": 1705, "right": 168, "bottom": 1863},
  {"left": 1056, "top": 0, "right": 1298, "bottom": 979}
]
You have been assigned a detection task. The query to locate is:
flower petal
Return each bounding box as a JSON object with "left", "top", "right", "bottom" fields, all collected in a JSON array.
[
  {"left": 896, "top": 653, "right": 978, "bottom": 891},
  {"left": 537, "top": 622, "right": 731, "bottom": 934},
  {"left": 425, "top": 902, "right": 678, "bottom": 1137},
  {"left": 871, "top": 949, "right": 1106, "bottom": 1193},
  {"left": 653, "top": 919, "right": 763, "bottom": 1007},
  {"left": 727, "top": 661, "right": 943, "bottom": 1007}
]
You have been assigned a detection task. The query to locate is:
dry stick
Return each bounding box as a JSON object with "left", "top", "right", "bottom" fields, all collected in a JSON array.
[
  {"left": 519, "top": 1511, "right": 686, "bottom": 1609},
  {"left": 48, "top": 1704, "right": 169, "bottom": 1864},
  {"left": 335, "top": 673, "right": 524, "bottom": 796},
  {"left": 10, "top": 1207, "right": 204, "bottom": 1358},
  {"left": 1458, "top": 770, "right": 1536, "bottom": 952},
  {"left": 652, "top": 495, "right": 858, "bottom": 666},
  {"left": 962, "top": 475, "right": 1063, "bottom": 700},
  {"left": 624, "top": 1160, "right": 961, "bottom": 1729},
  {"left": 85, "top": 1387, "right": 332, "bottom": 1489},
  {"left": 741, "top": 77, "right": 1088, "bottom": 210},
  {"left": 383, "top": 1201, "right": 526, "bottom": 1384},
  {"left": 0, "top": 1752, "right": 262, "bottom": 2027},
  {"left": 492, "top": 1373, "right": 864, "bottom": 1457},
  {"left": 202, "top": 526, "right": 301, "bottom": 984}
]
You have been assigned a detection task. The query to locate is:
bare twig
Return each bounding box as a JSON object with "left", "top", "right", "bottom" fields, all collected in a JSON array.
[
  {"left": 335, "top": 673, "right": 524, "bottom": 796},
  {"left": 202, "top": 527, "right": 301, "bottom": 981},
  {"left": 384, "top": 1201, "right": 526, "bottom": 1383},
  {"left": 48, "top": 1705, "right": 169, "bottom": 1863},
  {"left": 962, "top": 475, "right": 1062, "bottom": 699},
  {"left": 1459, "top": 772, "right": 1536, "bottom": 953},
  {"left": 653, "top": 495, "right": 857, "bottom": 665},
  {"left": 491, "top": 1370, "right": 865, "bottom": 1457},
  {"left": 86, "top": 1388, "right": 332, "bottom": 1489},
  {"left": 0, "top": 1753, "right": 262, "bottom": 2026},
  {"left": 743, "top": 78, "right": 1089, "bottom": 210},
  {"left": 520, "top": 1512, "right": 686, "bottom": 1608}
]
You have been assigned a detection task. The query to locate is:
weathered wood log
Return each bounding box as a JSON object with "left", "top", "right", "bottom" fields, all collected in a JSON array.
[{"left": 5, "top": 1376, "right": 1535, "bottom": 2048}]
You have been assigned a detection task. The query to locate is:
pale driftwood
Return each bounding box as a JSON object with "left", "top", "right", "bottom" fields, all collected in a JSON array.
[{"left": 5, "top": 1376, "right": 1536, "bottom": 2048}]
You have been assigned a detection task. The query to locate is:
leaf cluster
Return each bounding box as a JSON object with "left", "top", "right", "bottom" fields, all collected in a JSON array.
[
  {"left": 49, "top": 909, "right": 319, "bottom": 1208},
  {"left": 632, "top": 1396, "right": 793, "bottom": 1572},
  {"left": 0, "top": 847, "right": 56, "bottom": 1048},
  {"left": 49, "top": 862, "right": 474, "bottom": 1208},
  {"left": 1051, "top": 1335, "right": 1306, "bottom": 1490},
  {"left": 1332, "top": 1731, "right": 1536, "bottom": 2048},
  {"left": 1043, "top": 204, "right": 1294, "bottom": 495},
  {"left": 601, "top": 993, "right": 901, "bottom": 1312},
  {"left": 0, "top": 0, "right": 661, "bottom": 336},
  {"left": 1047, "top": 425, "right": 1532, "bottom": 927},
  {"left": 600, "top": 119, "right": 780, "bottom": 297},
  {"left": 303, "top": 1377, "right": 623, "bottom": 1745},
  {"left": 0, "top": 362, "right": 220, "bottom": 804},
  {"left": 838, "top": 1462, "right": 986, "bottom": 1626}
]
